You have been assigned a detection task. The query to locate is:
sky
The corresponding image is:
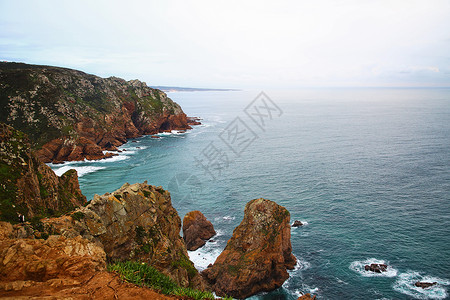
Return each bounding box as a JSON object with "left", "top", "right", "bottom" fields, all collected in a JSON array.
[{"left": 1, "top": 0, "right": 449, "bottom": 88}]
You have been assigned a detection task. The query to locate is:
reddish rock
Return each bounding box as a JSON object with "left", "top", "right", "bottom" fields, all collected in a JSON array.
[
  {"left": 0, "top": 234, "right": 106, "bottom": 283},
  {"left": 415, "top": 281, "right": 437, "bottom": 289},
  {"left": 202, "top": 198, "right": 296, "bottom": 299},
  {"left": 183, "top": 211, "right": 216, "bottom": 251},
  {"left": 298, "top": 293, "right": 317, "bottom": 300}
]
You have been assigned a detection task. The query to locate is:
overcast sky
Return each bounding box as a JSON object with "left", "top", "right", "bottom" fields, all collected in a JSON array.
[{"left": 1, "top": 0, "right": 449, "bottom": 88}]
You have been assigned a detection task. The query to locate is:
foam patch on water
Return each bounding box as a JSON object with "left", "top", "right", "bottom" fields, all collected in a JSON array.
[
  {"left": 52, "top": 165, "right": 105, "bottom": 177},
  {"left": 187, "top": 241, "right": 223, "bottom": 271},
  {"left": 214, "top": 215, "right": 236, "bottom": 222},
  {"left": 156, "top": 130, "right": 187, "bottom": 137},
  {"left": 292, "top": 256, "right": 311, "bottom": 272},
  {"left": 393, "top": 271, "right": 450, "bottom": 299},
  {"left": 350, "top": 258, "right": 398, "bottom": 277},
  {"left": 95, "top": 155, "right": 129, "bottom": 163}
]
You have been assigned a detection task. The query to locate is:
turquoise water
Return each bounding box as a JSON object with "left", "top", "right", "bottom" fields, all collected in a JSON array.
[{"left": 51, "top": 88, "right": 450, "bottom": 299}]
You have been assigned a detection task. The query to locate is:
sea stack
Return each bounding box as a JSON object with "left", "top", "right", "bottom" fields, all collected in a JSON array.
[
  {"left": 183, "top": 211, "right": 216, "bottom": 251},
  {"left": 202, "top": 198, "right": 296, "bottom": 299}
]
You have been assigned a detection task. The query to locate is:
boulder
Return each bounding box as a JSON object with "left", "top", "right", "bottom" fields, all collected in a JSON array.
[
  {"left": 292, "top": 220, "right": 303, "bottom": 227},
  {"left": 202, "top": 198, "right": 296, "bottom": 299},
  {"left": 415, "top": 281, "right": 437, "bottom": 289},
  {"left": 183, "top": 211, "right": 216, "bottom": 251},
  {"left": 364, "top": 263, "right": 388, "bottom": 273}
]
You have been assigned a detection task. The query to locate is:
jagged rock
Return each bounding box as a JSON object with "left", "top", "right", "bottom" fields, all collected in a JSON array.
[
  {"left": 298, "top": 293, "right": 317, "bottom": 300},
  {"left": 183, "top": 211, "right": 216, "bottom": 251},
  {"left": 292, "top": 220, "right": 303, "bottom": 227},
  {"left": 0, "top": 62, "right": 197, "bottom": 163},
  {"left": 364, "top": 263, "right": 388, "bottom": 273},
  {"left": 0, "top": 123, "right": 86, "bottom": 222},
  {"left": 0, "top": 235, "right": 106, "bottom": 283},
  {"left": 41, "top": 182, "right": 204, "bottom": 289},
  {"left": 202, "top": 198, "right": 296, "bottom": 299},
  {"left": 415, "top": 281, "right": 437, "bottom": 289}
]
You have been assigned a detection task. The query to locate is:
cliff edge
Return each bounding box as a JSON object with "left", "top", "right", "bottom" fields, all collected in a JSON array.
[{"left": 0, "top": 62, "right": 195, "bottom": 163}]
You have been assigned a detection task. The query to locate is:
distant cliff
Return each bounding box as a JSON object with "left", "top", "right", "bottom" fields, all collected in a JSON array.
[{"left": 0, "top": 62, "right": 195, "bottom": 163}]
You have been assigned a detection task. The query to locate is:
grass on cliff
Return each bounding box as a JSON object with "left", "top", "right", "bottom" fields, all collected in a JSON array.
[{"left": 108, "top": 261, "right": 231, "bottom": 300}]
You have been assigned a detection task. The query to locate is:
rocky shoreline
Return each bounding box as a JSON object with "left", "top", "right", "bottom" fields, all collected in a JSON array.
[
  {"left": 0, "top": 121, "right": 301, "bottom": 299},
  {"left": 0, "top": 62, "right": 201, "bottom": 164}
]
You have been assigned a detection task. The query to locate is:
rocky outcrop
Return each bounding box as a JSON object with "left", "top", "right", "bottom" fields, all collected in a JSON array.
[
  {"left": 0, "top": 62, "right": 196, "bottom": 163},
  {"left": 183, "top": 210, "right": 216, "bottom": 251},
  {"left": 364, "top": 263, "right": 388, "bottom": 273},
  {"left": 0, "top": 123, "right": 86, "bottom": 222},
  {"left": 415, "top": 281, "right": 437, "bottom": 289},
  {"left": 35, "top": 182, "right": 203, "bottom": 289},
  {"left": 0, "top": 234, "right": 106, "bottom": 283},
  {"left": 0, "top": 221, "right": 176, "bottom": 299},
  {"left": 298, "top": 293, "right": 317, "bottom": 300},
  {"left": 202, "top": 198, "right": 296, "bottom": 299},
  {"left": 292, "top": 220, "right": 303, "bottom": 227}
]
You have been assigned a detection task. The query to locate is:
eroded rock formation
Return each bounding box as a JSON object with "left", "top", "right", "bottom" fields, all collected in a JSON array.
[
  {"left": 202, "top": 198, "right": 297, "bottom": 299},
  {"left": 31, "top": 182, "right": 204, "bottom": 289},
  {"left": 183, "top": 210, "right": 216, "bottom": 251}
]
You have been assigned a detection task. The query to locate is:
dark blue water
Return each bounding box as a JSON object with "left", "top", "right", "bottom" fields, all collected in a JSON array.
[{"left": 51, "top": 88, "right": 450, "bottom": 299}]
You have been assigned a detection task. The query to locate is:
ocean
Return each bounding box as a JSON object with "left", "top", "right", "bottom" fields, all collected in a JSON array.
[{"left": 50, "top": 88, "right": 450, "bottom": 299}]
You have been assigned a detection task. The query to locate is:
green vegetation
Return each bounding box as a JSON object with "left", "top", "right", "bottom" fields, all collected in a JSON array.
[
  {"left": 108, "top": 261, "right": 226, "bottom": 300},
  {"left": 71, "top": 211, "right": 85, "bottom": 221},
  {"left": 171, "top": 254, "right": 198, "bottom": 280}
]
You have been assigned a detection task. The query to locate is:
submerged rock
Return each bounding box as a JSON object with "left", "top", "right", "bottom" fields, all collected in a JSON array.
[
  {"left": 202, "top": 198, "right": 296, "bottom": 299},
  {"left": 292, "top": 220, "right": 303, "bottom": 227},
  {"left": 183, "top": 210, "right": 216, "bottom": 251},
  {"left": 415, "top": 281, "right": 437, "bottom": 289},
  {"left": 364, "top": 263, "right": 388, "bottom": 273}
]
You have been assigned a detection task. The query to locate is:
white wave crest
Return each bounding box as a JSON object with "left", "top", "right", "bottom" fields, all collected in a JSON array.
[
  {"left": 53, "top": 165, "right": 105, "bottom": 177},
  {"left": 349, "top": 258, "right": 398, "bottom": 277},
  {"left": 393, "top": 271, "right": 450, "bottom": 299},
  {"left": 187, "top": 241, "right": 223, "bottom": 271},
  {"left": 95, "top": 155, "right": 130, "bottom": 163}
]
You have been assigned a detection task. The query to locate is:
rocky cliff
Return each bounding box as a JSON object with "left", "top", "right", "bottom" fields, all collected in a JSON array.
[
  {"left": 30, "top": 182, "right": 204, "bottom": 289},
  {"left": 0, "top": 123, "right": 86, "bottom": 223},
  {"left": 202, "top": 198, "right": 297, "bottom": 299},
  {"left": 0, "top": 62, "right": 194, "bottom": 163}
]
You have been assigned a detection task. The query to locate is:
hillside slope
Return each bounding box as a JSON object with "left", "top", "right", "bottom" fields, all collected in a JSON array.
[{"left": 0, "top": 62, "right": 194, "bottom": 163}]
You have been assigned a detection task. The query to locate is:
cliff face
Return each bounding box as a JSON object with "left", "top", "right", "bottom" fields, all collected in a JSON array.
[
  {"left": 202, "top": 198, "right": 297, "bottom": 299},
  {"left": 0, "top": 123, "right": 86, "bottom": 223},
  {"left": 31, "top": 182, "right": 203, "bottom": 289},
  {"left": 0, "top": 62, "right": 193, "bottom": 163}
]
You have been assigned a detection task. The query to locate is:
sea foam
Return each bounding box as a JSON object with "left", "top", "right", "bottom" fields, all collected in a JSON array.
[
  {"left": 52, "top": 165, "right": 105, "bottom": 177},
  {"left": 393, "top": 271, "right": 449, "bottom": 299},
  {"left": 349, "top": 258, "right": 398, "bottom": 277}
]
